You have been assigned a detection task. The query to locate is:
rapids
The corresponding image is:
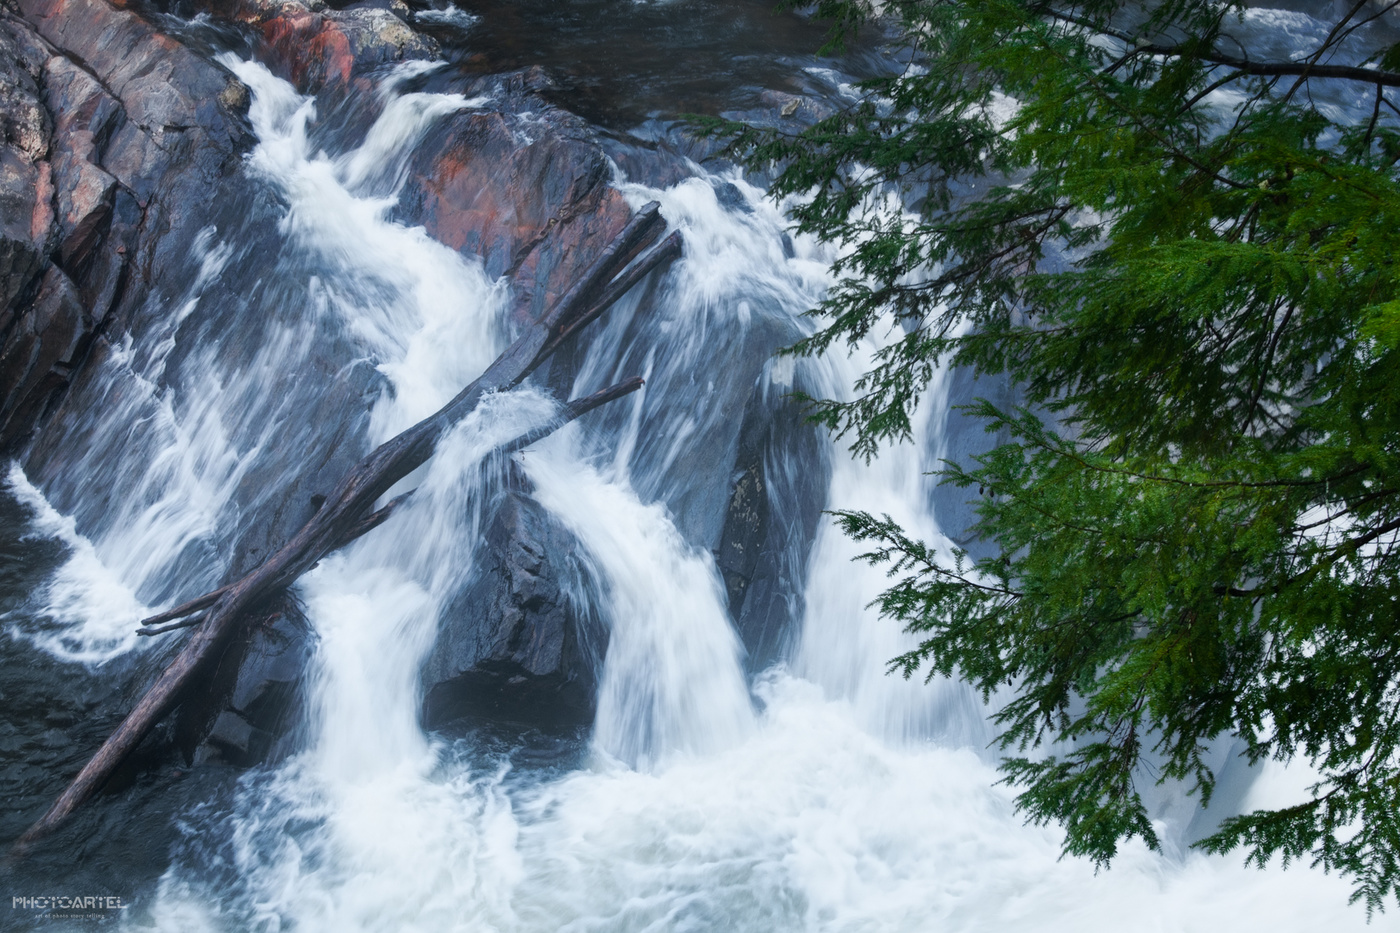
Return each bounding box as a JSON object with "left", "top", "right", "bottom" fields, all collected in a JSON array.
[{"left": 0, "top": 2, "right": 1387, "bottom": 930}]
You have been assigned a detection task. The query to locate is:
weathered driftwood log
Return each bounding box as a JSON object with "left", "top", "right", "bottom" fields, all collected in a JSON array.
[
  {"left": 15, "top": 204, "right": 679, "bottom": 851},
  {"left": 134, "top": 376, "right": 647, "bottom": 638}
]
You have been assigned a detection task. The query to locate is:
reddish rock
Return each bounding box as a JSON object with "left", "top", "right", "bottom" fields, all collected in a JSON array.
[
  {"left": 109, "top": 0, "right": 628, "bottom": 315},
  {"left": 16, "top": 0, "right": 252, "bottom": 195},
  {"left": 260, "top": 8, "right": 356, "bottom": 90},
  {"left": 19, "top": 0, "right": 224, "bottom": 134},
  {"left": 43, "top": 57, "right": 121, "bottom": 268},
  {"left": 193, "top": 0, "right": 436, "bottom": 93},
  {"left": 0, "top": 0, "right": 253, "bottom": 448},
  {"left": 401, "top": 70, "right": 632, "bottom": 326}
]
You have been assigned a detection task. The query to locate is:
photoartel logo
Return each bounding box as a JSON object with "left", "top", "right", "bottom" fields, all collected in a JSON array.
[{"left": 12, "top": 895, "right": 129, "bottom": 923}]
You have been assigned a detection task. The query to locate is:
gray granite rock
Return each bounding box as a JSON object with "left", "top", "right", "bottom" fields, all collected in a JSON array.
[{"left": 422, "top": 478, "right": 607, "bottom": 729}]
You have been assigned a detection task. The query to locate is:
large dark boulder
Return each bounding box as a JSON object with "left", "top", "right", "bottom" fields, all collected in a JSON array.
[
  {"left": 421, "top": 477, "right": 607, "bottom": 729},
  {"left": 715, "top": 368, "right": 830, "bottom": 672}
]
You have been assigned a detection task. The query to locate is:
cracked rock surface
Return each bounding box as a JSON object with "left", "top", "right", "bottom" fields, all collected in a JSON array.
[{"left": 0, "top": 0, "right": 253, "bottom": 448}]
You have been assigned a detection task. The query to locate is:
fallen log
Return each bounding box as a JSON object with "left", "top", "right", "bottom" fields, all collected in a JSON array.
[
  {"left": 135, "top": 375, "right": 646, "bottom": 637},
  {"left": 126, "top": 231, "right": 678, "bottom": 638},
  {"left": 14, "top": 204, "right": 678, "bottom": 851}
]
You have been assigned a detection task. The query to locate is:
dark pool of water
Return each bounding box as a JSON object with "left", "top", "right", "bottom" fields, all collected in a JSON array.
[{"left": 422, "top": 0, "right": 893, "bottom": 126}]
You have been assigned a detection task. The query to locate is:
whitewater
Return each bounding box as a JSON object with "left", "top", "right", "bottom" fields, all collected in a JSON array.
[{"left": 0, "top": 11, "right": 1382, "bottom": 930}]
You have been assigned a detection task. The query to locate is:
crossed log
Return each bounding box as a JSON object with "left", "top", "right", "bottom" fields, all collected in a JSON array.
[{"left": 15, "top": 202, "right": 680, "bottom": 851}]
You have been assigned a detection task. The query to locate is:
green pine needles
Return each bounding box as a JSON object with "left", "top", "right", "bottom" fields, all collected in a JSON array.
[{"left": 701, "top": 0, "right": 1400, "bottom": 911}]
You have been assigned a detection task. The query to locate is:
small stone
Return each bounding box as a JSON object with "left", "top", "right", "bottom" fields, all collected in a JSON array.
[{"left": 218, "top": 79, "right": 250, "bottom": 114}]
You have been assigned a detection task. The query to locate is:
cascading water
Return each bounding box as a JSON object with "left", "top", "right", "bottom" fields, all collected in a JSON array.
[
  {"left": 792, "top": 334, "right": 990, "bottom": 748},
  {"left": 0, "top": 5, "right": 1387, "bottom": 930},
  {"left": 2, "top": 55, "right": 495, "bottom": 664},
  {"left": 528, "top": 449, "right": 756, "bottom": 770}
]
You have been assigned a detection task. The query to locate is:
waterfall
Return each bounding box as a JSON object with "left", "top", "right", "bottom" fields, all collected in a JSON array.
[
  {"left": 528, "top": 448, "right": 755, "bottom": 770},
  {"left": 1, "top": 56, "right": 495, "bottom": 664},
  {"left": 135, "top": 61, "right": 765, "bottom": 931},
  {"left": 1, "top": 11, "right": 1381, "bottom": 929}
]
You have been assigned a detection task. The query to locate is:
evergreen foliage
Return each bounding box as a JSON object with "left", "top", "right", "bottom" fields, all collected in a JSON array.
[{"left": 702, "top": 0, "right": 1400, "bottom": 910}]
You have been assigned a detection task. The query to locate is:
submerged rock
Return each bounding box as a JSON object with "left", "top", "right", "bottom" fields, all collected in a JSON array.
[{"left": 716, "top": 368, "right": 830, "bottom": 672}]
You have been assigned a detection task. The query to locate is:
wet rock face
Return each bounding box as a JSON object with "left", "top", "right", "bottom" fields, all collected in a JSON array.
[
  {"left": 0, "top": 0, "right": 253, "bottom": 449},
  {"left": 0, "top": 266, "right": 91, "bottom": 436},
  {"left": 186, "top": 0, "right": 436, "bottom": 93},
  {"left": 0, "top": 14, "right": 51, "bottom": 321},
  {"left": 715, "top": 370, "right": 831, "bottom": 673},
  {"left": 422, "top": 479, "right": 606, "bottom": 729},
  {"left": 189, "top": 611, "right": 313, "bottom": 767},
  {"left": 398, "top": 66, "right": 633, "bottom": 327}
]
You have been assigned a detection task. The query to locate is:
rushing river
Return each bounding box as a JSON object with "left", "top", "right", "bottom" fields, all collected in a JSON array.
[{"left": 0, "top": 1, "right": 1387, "bottom": 929}]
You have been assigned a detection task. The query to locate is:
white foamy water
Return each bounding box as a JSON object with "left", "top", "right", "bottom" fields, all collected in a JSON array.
[
  {"left": 3, "top": 57, "right": 495, "bottom": 664},
  {"left": 414, "top": 4, "right": 480, "bottom": 33},
  {"left": 150, "top": 675, "right": 1370, "bottom": 933},
  {"left": 3, "top": 222, "right": 279, "bottom": 663},
  {"left": 70, "top": 26, "right": 1380, "bottom": 932},
  {"left": 528, "top": 444, "right": 755, "bottom": 769},
  {"left": 793, "top": 346, "right": 992, "bottom": 749},
  {"left": 174, "top": 393, "right": 556, "bottom": 933},
  {"left": 492, "top": 673, "right": 1368, "bottom": 933},
  {"left": 4, "top": 461, "right": 153, "bottom": 663},
  {"left": 227, "top": 55, "right": 500, "bottom": 437}
]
